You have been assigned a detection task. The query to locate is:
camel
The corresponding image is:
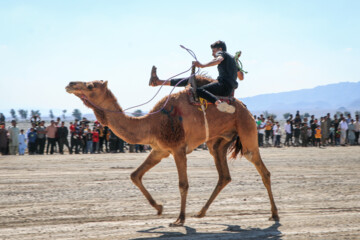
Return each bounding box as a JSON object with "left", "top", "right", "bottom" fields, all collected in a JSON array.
[{"left": 65, "top": 77, "right": 279, "bottom": 226}]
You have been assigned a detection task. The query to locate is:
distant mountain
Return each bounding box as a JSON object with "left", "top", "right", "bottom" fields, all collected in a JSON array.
[{"left": 239, "top": 81, "right": 360, "bottom": 117}]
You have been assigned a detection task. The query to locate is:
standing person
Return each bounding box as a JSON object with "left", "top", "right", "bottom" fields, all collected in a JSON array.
[
  {"left": 273, "top": 122, "right": 281, "bottom": 147},
  {"left": 335, "top": 127, "right": 341, "bottom": 146},
  {"left": 104, "top": 126, "right": 110, "bottom": 152},
  {"left": 27, "top": 128, "right": 37, "bottom": 154},
  {"left": 0, "top": 122, "right": 8, "bottom": 155},
  {"left": 257, "top": 118, "right": 266, "bottom": 147},
  {"left": 329, "top": 124, "right": 335, "bottom": 145},
  {"left": 354, "top": 115, "right": 360, "bottom": 145},
  {"left": 84, "top": 126, "right": 93, "bottom": 154},
  {"left": 339, "top": 117, "right": 348, "bottom": 146},
  {"left": 347, "top": 119, "right": 356, "bottom": 145},
  {"left": 300, "top": 122, "right": 309, "bottom": 147},
  {"left": 58, "top": 121, "right": 72, "bottom": 154},
  {"left": 98, "top": 125, "right": 105, "bottom": 153},
  {"left": 284, "top": 120, "right": 292, "bottom": 147},
  {"left": 264, "top": 118, "right": 273, "bottom": 146},
  {"left": 310, "top": 119, "right": 318, "bottom": 146},
  {"left": 36, "top": 121, "right": 47, "bottom": 154},
  {"left": 46, "top": 120, "right": 57, "bottom": 154},
  {"left": 150, "top": 40, "right": 241, "bottom": 113},
  {"left": 18, "top": 129, "right": 27, "bottom": 155},
  {"left": 320, "top": 117, "right": 328, "bottom": 146},
  {"left": 294, "top": 124, "right": 301, "bottom": 146},
  {"left": 92, "top": 127, "right": 99, "bottom": 153},
  {"left": 8, "top": 120, "right": 20, "bottom": 155},
  {"left": 315, "top": 125, "right": 322, "bottom": 148}
]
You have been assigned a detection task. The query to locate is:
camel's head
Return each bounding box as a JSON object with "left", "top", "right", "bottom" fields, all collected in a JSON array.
[{"left": 65, "top": 80, "right": 108, "bottom": 99}]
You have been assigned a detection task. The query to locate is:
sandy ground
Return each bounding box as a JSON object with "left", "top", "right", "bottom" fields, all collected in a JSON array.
[{"left": 0, "top": 147, "right": 359, "bottom": 240}]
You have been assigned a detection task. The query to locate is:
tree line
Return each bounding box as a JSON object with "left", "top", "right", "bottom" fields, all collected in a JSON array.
[{"left": 1, "top": 109, "right": 83, "bottom": 121}]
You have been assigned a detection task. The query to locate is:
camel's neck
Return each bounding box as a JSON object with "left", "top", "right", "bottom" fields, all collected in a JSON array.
[{"left": 85, "top": 90, "right": 151, "bottom": 144}]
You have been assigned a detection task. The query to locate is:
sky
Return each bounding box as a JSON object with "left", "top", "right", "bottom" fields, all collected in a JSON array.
[{"left": 0, "top": 0, "right": 359, "bottom": 117}]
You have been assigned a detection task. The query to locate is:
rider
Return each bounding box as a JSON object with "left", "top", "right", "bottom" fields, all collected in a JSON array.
[{"left": 149, "top": 40, "right": 243, "bottom": 113}]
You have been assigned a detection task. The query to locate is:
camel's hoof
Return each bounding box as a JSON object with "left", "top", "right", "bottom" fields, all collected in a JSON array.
[
  {"left": 169, "top": 221, "right": 184, "bottom": 227},
  {"left": 156, "top": 204, "right": 163, "bottom": 216},
  {"left": 269, "top": 215, "right": 280, "bottom": 222},
  {"left": 193, "top": 211, "right": 206, "bottom": 218}
]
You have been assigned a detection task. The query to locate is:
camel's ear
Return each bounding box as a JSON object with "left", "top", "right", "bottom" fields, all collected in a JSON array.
[{"left": 103, "top": 80, "right": 108, "bottom": 88}]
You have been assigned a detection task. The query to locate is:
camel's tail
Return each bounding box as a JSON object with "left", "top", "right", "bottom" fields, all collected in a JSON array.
[{"left": 228, "top": 136, "right": 243, "bottom": 160}]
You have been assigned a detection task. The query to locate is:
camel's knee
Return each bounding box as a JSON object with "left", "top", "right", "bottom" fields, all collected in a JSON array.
[
  {"left": 130, "top": 171, "right": 141, "bottom": 185},
  {"left": 219, "top": 176, "right": 231, "bottom": 186},
  {"left": 178, "top": 181, "right": 189, "bottom": 193},
  {"left": 244, "top": 151, "right": 253, "bottom": 162}
]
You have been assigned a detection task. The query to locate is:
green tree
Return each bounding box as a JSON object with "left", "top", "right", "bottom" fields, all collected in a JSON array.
[
  {"left": 355, "top": 111, "right": 360, "bottom": 117},
  {"left": 304, "top": 112, "right": 310, "bottom": 118},
  {"left": 132, "top": 109, "right": 143, "bottom": 117},
  {"left": 283, "top": 112, "right": 291, "bottom": 120},
  {"left": 72, "top": 109, "right": 82, "bottom": 120},
  {"left": 344, "top": 111, "right": 351, "bottom": 117},
  {"left": 335, "top": 111, "right": 343, "bottom": 118},
  {"left": 18, "top": 109, "right": 28, "bottom": 120},
  {"left": 49, "top": 110, "right": 55, "bottom": 119},
  {"left": 30, "top": 110, "right": 41, "bottom": 117},
  {"left": 62, "top": 109, "right": 67, "bottom": 120},
  {"left": 10, "top": 109, "right": 17, "bottom": 120}
]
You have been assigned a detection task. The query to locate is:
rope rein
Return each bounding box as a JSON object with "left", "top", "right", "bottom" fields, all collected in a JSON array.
[{"left": 81, "top": 45, "right": 199, "bottom": 116}]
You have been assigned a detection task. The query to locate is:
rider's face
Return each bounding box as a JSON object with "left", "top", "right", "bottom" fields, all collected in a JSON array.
[{"left": 212, "top": 47, "right": 222, "bottom": 58}]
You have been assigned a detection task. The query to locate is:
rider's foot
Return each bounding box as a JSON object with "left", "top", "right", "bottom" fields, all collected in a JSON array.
[
  {"left": 216, "top": 101, "right": 235, "bottom": 114},
  {"left": 149, "top": 66, "right": 159, "bottom": 86}
]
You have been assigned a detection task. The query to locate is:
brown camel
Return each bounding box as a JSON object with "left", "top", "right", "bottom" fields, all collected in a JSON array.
[{"left": 65, "top": 78, "right": 279, "bottom": 226}]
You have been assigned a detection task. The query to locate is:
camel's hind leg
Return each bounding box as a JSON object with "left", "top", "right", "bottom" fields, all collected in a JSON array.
[
  {"left": 246, "top": 149, "right": 279, "bottom": 221},
  {"left": 130, "top": 149, "right": 169, "bottom": 215},
  {"left": 194, "top": 138, "right": 232, "bottom": 218}
]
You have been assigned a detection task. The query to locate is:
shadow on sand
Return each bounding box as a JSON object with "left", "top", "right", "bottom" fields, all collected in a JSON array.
[{"left": 133, "top": 221, "right": 282, "bottom": 240}]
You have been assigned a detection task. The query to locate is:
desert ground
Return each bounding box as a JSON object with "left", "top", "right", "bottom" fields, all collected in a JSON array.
[{"left": 0, "top": 147, "right": 359, "bottom": 240}]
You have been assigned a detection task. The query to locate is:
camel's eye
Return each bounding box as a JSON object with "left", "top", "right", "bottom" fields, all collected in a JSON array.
[{"left": 87, "top": 84, "right": 94, "bottom": 90}]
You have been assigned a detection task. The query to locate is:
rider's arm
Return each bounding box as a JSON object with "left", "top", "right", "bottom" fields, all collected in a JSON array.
[{"left": 193, "top": 55, "right": 224, "bottom": 68}]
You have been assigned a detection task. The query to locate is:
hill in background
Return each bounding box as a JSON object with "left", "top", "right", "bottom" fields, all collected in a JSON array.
[{"left": 240, "top": 81, "right": 360, "bottom": 118}]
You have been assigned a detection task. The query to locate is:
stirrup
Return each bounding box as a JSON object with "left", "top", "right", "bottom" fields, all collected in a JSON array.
[{"left": 149, "top": 66, "right": 158, "bottom": 86}]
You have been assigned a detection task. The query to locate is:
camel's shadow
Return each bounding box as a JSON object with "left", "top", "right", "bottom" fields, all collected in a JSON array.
[{"left": 133, "top": 221, "right": 282, "bottom": 240}]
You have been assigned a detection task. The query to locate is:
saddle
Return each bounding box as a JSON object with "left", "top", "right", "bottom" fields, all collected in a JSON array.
[{"left": 187, "top": 88, "right": 235, "bottom": 106}]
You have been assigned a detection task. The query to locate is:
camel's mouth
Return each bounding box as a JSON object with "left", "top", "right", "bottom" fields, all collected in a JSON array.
[{"left": 65, "top": 82, "right": 84, "bottom": 94}]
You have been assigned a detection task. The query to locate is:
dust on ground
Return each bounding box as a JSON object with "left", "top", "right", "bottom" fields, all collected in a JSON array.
[{"left": 0, "top": 147, "right": 359, "bottom": 239}]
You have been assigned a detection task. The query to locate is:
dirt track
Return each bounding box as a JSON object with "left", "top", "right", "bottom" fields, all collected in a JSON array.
[{"left": 0, "top": 147, "right": 359, "bottom": 239}]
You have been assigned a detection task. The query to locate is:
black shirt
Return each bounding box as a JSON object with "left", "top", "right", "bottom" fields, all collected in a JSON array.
[{"left": 215, "top": 51, "right": 238, "bottom": 89}]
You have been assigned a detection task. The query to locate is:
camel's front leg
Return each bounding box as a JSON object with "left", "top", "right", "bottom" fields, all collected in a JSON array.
[
  {"left": 131, "top": 150, "right": 169, "bottom": 215},
  {"left": 195, "top": 138, "right": 232, "bottom": 218},
  {"left": 169, "top": 149, "right": 188, "bottom": 227}
]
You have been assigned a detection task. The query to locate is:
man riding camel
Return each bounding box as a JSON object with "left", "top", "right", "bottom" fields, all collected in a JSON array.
[{"left": 149, "top": 40, "right": 244, "bottom": 114}]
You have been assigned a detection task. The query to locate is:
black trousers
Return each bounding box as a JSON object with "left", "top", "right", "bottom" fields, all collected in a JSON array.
[
  {"left": 59, "top": 138, "right": 72, "bottom": 154},
  {"left": 46, "top": 138, "right": 56, "bottom": 154},
  {"left": 36, "top": 137, "right": 46, "bottom": 154},
  {"left": 170, "top": 78, "right": 234, "bottom": 103}
]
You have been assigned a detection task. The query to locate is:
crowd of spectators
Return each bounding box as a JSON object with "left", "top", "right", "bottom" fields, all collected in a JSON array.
[
  {"left": 1, "top": 111, "right": 359, "bottom": 156},
  {"left": 0, "top": 116, "right": 148, "bottom": 156},
  {"left": 255, "top": 111, "right": 360, "bottom": 148}
]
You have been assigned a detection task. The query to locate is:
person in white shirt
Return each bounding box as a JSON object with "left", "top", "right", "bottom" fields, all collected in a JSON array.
[
  {"left": 284, "top": 120, "right": 292, "bottom": 146},
  {"left": 273, "top": 122, "right": 281, "bottom": 147},
  {"left": 339, "top": 118, "right": 348, "bottom": 145},
  {"left": 258, "top": 118, "right": 266, "bottom": 147}
]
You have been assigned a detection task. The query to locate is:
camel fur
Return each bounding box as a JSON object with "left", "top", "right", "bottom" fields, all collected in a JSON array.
[{"left": 65, "top": 79, "right": 279, "bottom": 226}]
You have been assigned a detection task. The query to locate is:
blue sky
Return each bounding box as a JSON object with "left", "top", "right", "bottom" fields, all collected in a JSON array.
[{"left": 0, "top": 0, "right": 359, "bottom": 116}]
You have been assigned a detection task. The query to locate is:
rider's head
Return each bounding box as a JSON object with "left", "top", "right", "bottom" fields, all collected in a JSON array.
[
  {"left": 211, "top": 40, "right": 226, "bottom": 57},
  {"left": 211, "top": 40, "right": 227, "bottom": 51}
]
